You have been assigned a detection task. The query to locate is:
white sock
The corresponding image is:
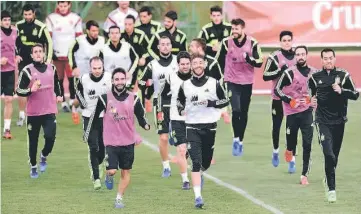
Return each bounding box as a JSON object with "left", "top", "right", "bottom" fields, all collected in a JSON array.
[
  {"left": 116, "top": 193, "right": 122, "bottom": 200},
  {"left": 273, "top": 148, "right": 279, "bottom": 153},
  {"left": 69, "top": 99, "right": 74, "bottom": 106},
  {"left": 291, "top": 156, "right": 296, "bottom": 162},
  {"left": 233, "top": 137, "right": 239, "bottom": 142},
  {"left": 181, "top": 172, "right": 189, "bottom": 182},
  {"left": 61, "top": 102, "right": 68, "bottom": 107},
  {"left": 41, "top": 153, "right": 46, "bottom": 158},
  {"left": 238, "top": 141, "right": 243, "bottom": 145},
  {"left": 193, "top": 186, "right": 202, "bottom": 199},
  {"left": 19, "top": 111, "right": 25, "bottom": 119},
  {"left": 4, "top": 119, "right": 11, "bottom": 131},
  {"left": 31, "top": 164, "right": 37, "bottom": 168},
  {"left": 162, "top": 160, "right": 170, "bottom": 169}
]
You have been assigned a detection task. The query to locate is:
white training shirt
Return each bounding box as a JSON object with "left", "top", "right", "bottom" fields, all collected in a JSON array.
[
  {"left": 168, "top": 72, "right": 186, "bottom": 121},
  {"left": 150, "top": 55, "right": 178, "bottom": 97},
  {"left": 104, "top": 8, "right": 138, "bottom": 32},
  {"left": 46, "top": 12, "right": 82, "bottom": 58}
]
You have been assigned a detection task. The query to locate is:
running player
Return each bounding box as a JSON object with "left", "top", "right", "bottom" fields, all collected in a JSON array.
[
  {"left": 84, "top": 68, "right": 150, "bottom": 208},
  {"left": 274, "top": 46, "right": 315, "bottom": 180},
  {"left": 263, "top": 31, "right": 296, "bottom": 167},
  {"left": 158, "top": 51, "right": 191, "bottom": 189},
  {"left": 16, "top": 4, "right": 53, "bottom": 127},
  {"left": 75, "top": 56, "right": 111, "bottom": 190},
  {"left": 46, "top": 1, "right": 83, "bottom": 113},
  {"left": 138, "top": 36, "right": 178, "bottom": 177},
  {"left": 99, "top": 25, "right": 139, "bottom": 90},
  {"left": 309, "top": 48, "right": 359, "bottom": 203},
  {"left": 1, "top": 11, "right": 17, "bottom": 139},
  {"left": 103, "top": 1, "right": 138, "bottom": 37},
  {"left": 69, "top": 20, "right": 105, "bottom": 124},
  {"left": 147, "top": 11, "right": 187, "bottom": 60},
  {"left": 16, "top": 44, "right": 62, "bottom": 178},
  {"left": 198, "top": 5, "right": 231, "bottom": 58},
  {"left": 215, "top": 18, "right": 263, "bottom": 156},
  {"left": 177, "top": 53, "right": 229, "bottom": 208}
]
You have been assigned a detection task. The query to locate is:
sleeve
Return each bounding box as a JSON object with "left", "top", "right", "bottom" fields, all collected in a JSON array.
[
  {"left": 75, "top": 17, "right": 83, "bottom": 36},
  {"left": 68, "top": 39, "right": 79, "bottom": 69},
  {"left": 341, "top": 73, "right": 359, "bottom": 100},
  {"left": 176, "top": 83, "right": 186, "bottom": 115},
  {"left": 207, "top": 81, "right": 229, "bottom": 109},
  {"left": 16, "top": 68, "right": 32, "bottom": 97},
  {"left": 274, "top": 69, "right": 294, "bottom": 103},
  {"left": 45, "top": 16, "right": 53, "bottom": 33},
  {"left": 263, "top": 54, "right": 284, "bottom": 81},
  {"left": 134, "top": 94, "right": 148, "bottom": 129},
  {"left": 208, "top": 60, "right": 223, "bottom": 83},
  {"left": 214, "top": 38, "right": 228, "bottom": 71},
  {"left": 147, "top": 33, "right": 160, "bottom": 60},
  {"left": 52, "top": 64, "right": 62, "bottom": 97},
  {"left": 180, "top": 33, "right": 187, "bottom": 51},
  {"left": 75, "top": 76, "right": 87, "bottom": 109},
  {"left": 128, "top": 44, "right": 139, "bottom": 76},
  {"left": 138, "top": 63, "right": 152, "bottom": 88},
  {"left": 308, "top": 74, "right": 317, "bottom": 97},
  {"left": 134, "top": 34, "right": 146, "bottom": 58},
  {"left": 245, "top": 40, "right": 263, "bottom": 68},
  {"left": 84, "top": 94, "right": 107, "bottom": 142},
  {"left": 39, "top": 26, "right": 53, "bottom": 63},
  {"left": 103, "top": 14, "right": 117, "bottom": 33}
]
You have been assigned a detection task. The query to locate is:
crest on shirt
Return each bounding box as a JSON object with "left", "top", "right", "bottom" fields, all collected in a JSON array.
[
  {"left": 320, "top": 133, "right": 325, "bottom": 141},
  {"left": 210, "top": 33, "right": 215, "bottom": 38},
  {"left": 175, "top": 34, "right": 180, "bottom": 42},
  {"left": 286, "top": 127, "right": 290, "bottom": 135},
  {"left": 133, "top": 35, "right": 139, "bottom": 43},
  {"left": 32, "top": 28, "right": 38, "bottom": 36},
  {"left": 223, "top": 29, "right": 229, "bottom": 37},
  {"left": 151, "top": 27, "right": 156, "bottom": 34},
  {"left": 21, "top": 36, "right": 27, "bottom": 42}
]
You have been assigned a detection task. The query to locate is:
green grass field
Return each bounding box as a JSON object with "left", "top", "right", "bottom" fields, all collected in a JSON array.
[{"left": 2, "top": 96, "right": 361, "bottom": 214}]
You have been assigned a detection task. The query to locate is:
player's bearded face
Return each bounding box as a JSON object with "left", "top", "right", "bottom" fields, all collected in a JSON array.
[
  {"left": 164, "top": 18, "right": 174, "bottom": 30},
  {"left": 179, "top": 58, "right": 191, "bottom": 74},
  {"left": 31, "top": 47, "right": 44, "bottom": 62},
  {"left": 158, "top": 39, "right": 171, "bottom": 55},
  {"left": 191, "top": 58, "right": 205, "bottom": 76},
  {"left": 295, "top": 49, "right": 307, "bottom": 66},
  {"left": 231, "top": 25, "right": 243, "bottom": 39},
  {"left": 281, "top": 36, "right": 293, "bottom": 51},
  {"left": 23, "top": 10, "right": 35, "bottom": 23},
  {"left": 88, "top": 26, "right": 99, "bottom": 39},
  {"left": 321, "top": 52, "right": 336, "bottom": 70},
  {"left": 112, "top": 73, "right": 126, "bottom": 91},
  {"left": 1, "top": 17, "right": 11, "bottom": 28}
]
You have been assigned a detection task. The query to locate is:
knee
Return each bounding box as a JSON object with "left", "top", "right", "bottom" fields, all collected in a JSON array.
[
  {"left": 159, "top": 134, "right": 168, "bottom": 144},
  {"left": 73, "top": 99, "right": 79, "bottom": 107},
  {"left": 44, "top": 133, "right": 55, "bottom": 141},
  {"left": 107, "top": 169, "right": 116, "bottom": 176},
  {"left": 232, "top": 111, "right": 241, "bottom": 118},
  {"left": 192, "top": 161, "right": 201, "bottom": 172},
  {"left": 4, "top": 96, "right": 13, "bottom": 104},
  {"left": 177, "top": 144, "right": 187, "bottom": 157}
]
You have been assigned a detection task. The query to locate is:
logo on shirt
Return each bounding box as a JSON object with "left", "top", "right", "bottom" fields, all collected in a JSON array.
[
  {"left": 318, "top": 80, "right": 323, "bottom": 84},
  {"left": 191, "top": 95, "right": 198, "bottom": 102},
  {"left": 88, "top": 89, "right": 95, "bottom": 96},
  {"left": 151, "top": 27, "right": 156, "bottom": 34},
  {"left": 133, "top": 35, "right": 139, "bottom": 43},
  {"left": 32, "top": 28, "right": 38, "bottom": 36},
  {"left": 205, "top": 89, "right": 209, "bottom": 92},
  {"left": 175, "top": 34, "right": 181, "bottom": 42},
  {"left": 158, "top": 73, "right": 165, "bottom": 80},
  {"left": 110, "top": 106, "right": 129, "bottom": 122},
  {"left": 223, "top": 29, "right": 229, "bottom": 37},
  {"left": 87, "top": 89, "right": 98, "bottom": 100}
]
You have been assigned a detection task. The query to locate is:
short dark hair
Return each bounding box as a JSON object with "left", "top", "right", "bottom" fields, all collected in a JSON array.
[
  {"left": 109, "top": 25, "right": 120, "bottom": 32},
  {"left": 57, "top": 1, "right": 71, "bottom": 4},
  {"left": 191, "top": 38, "right": 207, "bottom": 52},
  {"left": 177, "top": 51, "right": 191, "bottom": 63},
  {"left": 31, "top": 43, "right": 44, "bottom": 53},
  {"left": 295, "top": 45, "right": 308, "bottom": 54},
  {"left": 112, "top": 67, "right": 127, "bottom": 79},
  {"left": 190, "top": 53, "right": 205, "bottom": 61},
  {"left": 321, "top": 48, "right": 335, "bottom": 58},
  {"left": 159, "top": 35, "right": 171, "bottom": 43},
  {"left": 165, "top": 10, "right": 178, "bottom": 21},
  {"left": 210, "top": 5, "right": 222, "bottom": 14},
  {"left": 86, "top": 20, "right": 99, "bottom": 30},
  {"left": 89, "top": 56, "right": 103, "bottom": 65},
  {"left": 231, "top": 18, "right": 245, "bottom": 27},
  {"left": 125, "top": 15, "right": 136, "bottom": 23},
  {"left": 279, "top": 31, "right": 293, "bottom": 41},
  {"left": 1, "top": 10, "right": 11, "bottom": 20},
  {"left": 139, "top": 6, "right": 152, "bottom": 15},
  {"left": 22, "top": 4, "right": 35, "bottom": 13}
]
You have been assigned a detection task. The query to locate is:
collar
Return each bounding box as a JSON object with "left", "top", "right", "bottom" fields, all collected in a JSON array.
[
  {"left": 90, "top": 73, "right": 104, "bottom": 82},
  {"left": 281, "top": 48, "right": 295, "bottom": 57},
  {"left": 112, "top": 85, "right": 127, "bottom": 96},
  {"left": 55, "top": 8, "right": 71, "bottom": 16},
  {"left": 177, "top": 71, "right": 192, "bottom": 81},
  {"left": 86, "top": 35, "right": 98, "bottom": 45},
  {"left": 323, "top": 67, "right": 336, "bottom": 74},
  {"left": 192, "top": 73, "right": 206, "bottom": 81}
]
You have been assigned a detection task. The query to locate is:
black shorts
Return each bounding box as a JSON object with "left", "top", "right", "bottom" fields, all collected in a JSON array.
[
  {"left": 1, "top": 71, "right": 15, "bottom": 96},
  {"left": 171, "top": 120, "right": 187, "bottom": 146},
  {"left": 105, "top": 144, "right": 135, "bottom": 170},
  {"left": 153, "top": 98, "right": 171, "bottom": 135}
]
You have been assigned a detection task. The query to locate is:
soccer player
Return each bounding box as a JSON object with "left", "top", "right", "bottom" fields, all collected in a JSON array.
[
  {"left": 263, "top": 31, "right": 296, "bottom": 167},
  {"left": 215, "top": 18, "right": 263, "bottom": 156},
  {"left": 138, "top": 36, "right": 179, "bottom": 177},
  {"left": 274, "top": 46, "right": 315, "bottom": 180},
  {"left": 103, "top": 1, "right": 138, "bottom": 36},
  {"left": 16, "top": 4, "right": 53, "bottom": 127},
  {"left": 69, "top": 20, "right": 105, "bottom": 123},
  {"left": 198, "top": 5, "right": 232, "bottom": 58},
  {"left": 158, "top": 51, "right": 192, "bottom": 189},
  {"left": 177, "top": 53, "right": 229, "bottom": 208},
  {"left": 75, "top": 56, "right": 111, "bottom": 190},
  {"left": 147, "top": 11, "right": 187, "bottom": 60},
  {"left": 46, "top": 1, "right": 83, "bottom": 113},
  {"left": 84, "top": 68, "right": 150, "bottom": 208},
  {"left": 16, "top": 44, "right": 62, "bottom": 178},
  {"left": 308, "top": 48, "right": 359, "bottom": 203},
  {"left": 1, "top": 11, "right": 17, "bottom": 139},
  {"left": 99, "top": 26, "right": 139, "bottom": 90}
]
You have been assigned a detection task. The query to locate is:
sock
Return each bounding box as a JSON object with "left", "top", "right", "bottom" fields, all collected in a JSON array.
[
  {"left": 193, "top": 186, "right": 201, "bottom": 199},
  {"left": 72, "top": 105, "right": 77, "bottom": 113},
  {"left": 116, "top": 193, "right": 122, "bottom": 200},
  {"left": 162, "top": 160, "right": 170, "bottom": 169},
  {"left": 233, "top": 137, "right": 240, "bottom": 142},
  {"left": 61, "top": 102, "right": 69, "bottom": 108},
  {"left": 273, "top": 148, "right": 279, "bottom": 153},
  {"left": 19, "top": 111, "right": 25, "bottom": 119},
  {"left": 181, "top": 172, "right": 189, "bottom": 182},
  {"left": 4, "top": 119, "right": 11, "bottom": 131},
  {"left": 239, "top": 141, "right": 243, "bottom": 145},
  {"left": 291, "top": 156, "right": 295, "bottom": 162},
  {"left": 69, "top": 99, "right": 74, "bottom": 106},
  {"left": 31, "top": 164, "right": 37, "bottom": 169},
  {"left": 41, "top": 153, "right": 46, "bottom": 159}
]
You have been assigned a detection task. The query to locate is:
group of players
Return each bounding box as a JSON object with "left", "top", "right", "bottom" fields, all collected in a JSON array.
[{"left": 1, "top": 1, "right": 359, "bottom": 209}]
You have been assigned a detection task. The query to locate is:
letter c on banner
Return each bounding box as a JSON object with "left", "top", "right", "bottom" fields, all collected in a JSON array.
[{"left": 312, "top": 1, "right": 333, "bottom": 31}]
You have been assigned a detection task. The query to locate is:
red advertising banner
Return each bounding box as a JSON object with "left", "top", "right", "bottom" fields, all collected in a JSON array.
[{"left": 223, "top": 1, "right": 361, "bottom": 47}]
